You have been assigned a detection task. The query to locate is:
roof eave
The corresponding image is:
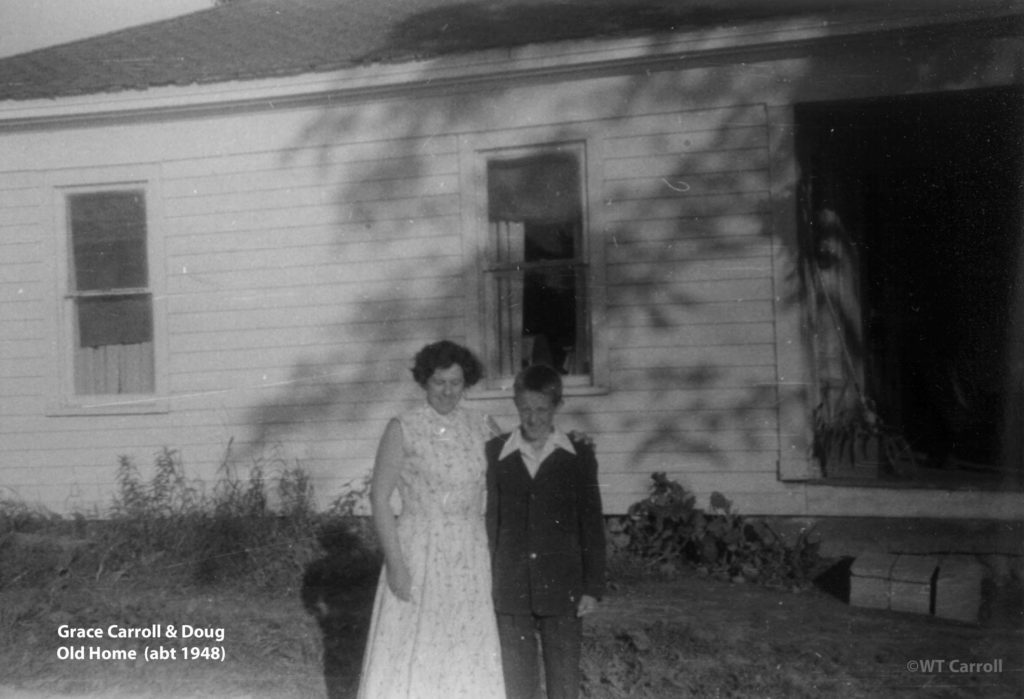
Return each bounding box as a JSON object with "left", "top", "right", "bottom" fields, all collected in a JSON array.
[{"left": 0, "top": 7, "right": 1018, "bottom": 129}]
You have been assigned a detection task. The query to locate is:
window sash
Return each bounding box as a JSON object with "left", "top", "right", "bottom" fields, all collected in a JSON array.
[
  {"left": 68, "top": 290, "right": 155, "bottom": 395},
  {"left": 74, "top": 341, "right": 155, "bottom": 395},
  {"left": 69, "top": 190, "right": 148, "bottom": 292}
]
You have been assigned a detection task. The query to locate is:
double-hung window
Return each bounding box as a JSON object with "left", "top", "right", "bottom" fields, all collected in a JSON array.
[
  {"left": 481, "top": 145, "right": 591, "bottom": 384},
  {"left": 55, "top": 183, "right": 160, "bottom": 409}
]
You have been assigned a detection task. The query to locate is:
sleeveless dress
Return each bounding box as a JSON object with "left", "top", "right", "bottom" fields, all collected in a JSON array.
[{"left": 356, "top": 404, "right": 506, "bottom": 699}]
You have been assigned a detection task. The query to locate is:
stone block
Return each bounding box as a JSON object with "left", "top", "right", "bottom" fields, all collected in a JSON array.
[
  {"left": 850, "top": 552, "right": 897, "bottom": 610},
  {"left": 889, "top": 555, "right": 938, "bottom": 615},
  {"left": 935, "top": 555, "right": 985, "bottom": 623}
]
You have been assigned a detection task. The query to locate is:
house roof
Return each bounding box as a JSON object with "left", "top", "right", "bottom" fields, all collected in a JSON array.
[{"left": 0, "top": 0, "right": 1019, "bottom": 102}]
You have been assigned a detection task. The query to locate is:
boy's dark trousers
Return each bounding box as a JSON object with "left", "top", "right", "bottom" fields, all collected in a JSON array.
[{"left": 496, "top": 612, "right": 582, "bottom": 699}]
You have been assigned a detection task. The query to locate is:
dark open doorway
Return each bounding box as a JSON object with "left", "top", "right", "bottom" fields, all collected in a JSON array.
[{"left": 797, "top": 86, "right": 1023, "bottom": 487}]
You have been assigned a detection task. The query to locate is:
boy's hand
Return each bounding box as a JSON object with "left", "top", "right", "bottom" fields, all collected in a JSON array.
[{"left": 576, "top": 595, "right": 598, "bottom": 617}]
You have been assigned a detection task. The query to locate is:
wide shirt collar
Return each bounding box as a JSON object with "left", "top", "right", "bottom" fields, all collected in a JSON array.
[{"left": 498, "top": 427, "right": 576, "bottom": 463}]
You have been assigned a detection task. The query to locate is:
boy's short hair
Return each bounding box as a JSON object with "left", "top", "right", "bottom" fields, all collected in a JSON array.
[{"left": 513, "top": 364, "right": 563, "bottom": 405}]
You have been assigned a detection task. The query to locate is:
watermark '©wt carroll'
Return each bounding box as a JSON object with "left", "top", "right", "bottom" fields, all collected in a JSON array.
[{"left": 906, "top": 659, "right": 1004, "bottom": 674}]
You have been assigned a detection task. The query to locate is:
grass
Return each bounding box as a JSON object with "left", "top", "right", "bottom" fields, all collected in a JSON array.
[
  {"left": 1, "top": 583, "right": 325, "bottom": 698},
  {"left": 1, "top": 452, "right": 1021, "bottom": 698}
]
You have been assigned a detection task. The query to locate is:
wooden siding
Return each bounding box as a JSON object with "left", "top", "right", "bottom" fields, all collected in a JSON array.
[
  {"left": 0, "top": 90, "right": 784, "bottom": 513},
  {"left": 1, "top": 30, "right": 1021, "bottom": 519},
  {"left": 590, "top": 103, "right": 779, "bottom": 512}
]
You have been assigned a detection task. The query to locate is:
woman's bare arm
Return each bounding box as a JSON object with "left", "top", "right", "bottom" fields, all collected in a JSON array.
[{"left": 370, "top": 418, "right": 412, "bottom": 601}]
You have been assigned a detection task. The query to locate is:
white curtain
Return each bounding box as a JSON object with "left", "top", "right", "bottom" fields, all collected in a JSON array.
[
  {"left": 491, "top": 220, "right": 525, "bottom": 376},
  {"left": 75, "top": 342, "right": 154, "bottom": 395}
]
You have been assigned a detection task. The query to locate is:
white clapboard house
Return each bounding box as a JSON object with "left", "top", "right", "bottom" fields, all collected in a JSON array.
[{"left": 1, "top": 0, "right": 1021, "bottom": 526}]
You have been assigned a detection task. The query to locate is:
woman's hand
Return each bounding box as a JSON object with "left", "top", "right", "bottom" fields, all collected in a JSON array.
[
  {"left": 386, "top": 561, "right": 413, "bottom": 602},
  {"left": 576, "top": 594, "right": 598, "bottom": 617},
  {"left": 568, "top": 429, "right": 595, "bottom": 449}
]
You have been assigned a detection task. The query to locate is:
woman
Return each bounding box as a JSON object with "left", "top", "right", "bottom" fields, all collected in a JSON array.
[{"left": 357, "top": 340, "right": 506, "bottom": 698}]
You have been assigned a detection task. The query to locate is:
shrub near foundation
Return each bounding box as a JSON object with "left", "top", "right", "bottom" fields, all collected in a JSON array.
[{"left": 622, "top": 473, "right": 823, "bottom": 589}]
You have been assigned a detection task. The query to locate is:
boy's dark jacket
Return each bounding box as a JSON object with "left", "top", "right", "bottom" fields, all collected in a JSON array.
[{"left": 485, "top": 432, "right": 606, "bottom": 617}]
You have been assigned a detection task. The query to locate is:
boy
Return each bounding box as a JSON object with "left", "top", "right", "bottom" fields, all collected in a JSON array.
[{"left": 485, "top": 364, "right": 606, "bottom": 699}]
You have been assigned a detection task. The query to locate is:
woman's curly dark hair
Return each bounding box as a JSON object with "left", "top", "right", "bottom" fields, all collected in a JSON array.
[{"left": 411, "top": 340, "right": 483, "bottom": 387}]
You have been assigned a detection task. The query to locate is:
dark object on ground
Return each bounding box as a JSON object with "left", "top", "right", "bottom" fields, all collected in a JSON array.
[{"left": 301, "top": 522, "right": 381, "bottom": 699}]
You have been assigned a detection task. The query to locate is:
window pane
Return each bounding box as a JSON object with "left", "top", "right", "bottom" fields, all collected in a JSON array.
[
  {"left": 524, "top": 221, "right": 576, "bottom": 262},
  {"left": 487, "top": 153, "right": 581, "bottom": 223},
  {"left": 74, "top": 294, "right": 154, "bottom": 395},
  {"left": 523, "top": 267, "right": 586, "bottom": 374},
  {"left": 76, "top": 295, "right": 153, "bottom": 347},
  {"left": 75, "top": 342, "right": 154, "bottom": 395},
  {"left": 70, "top": 191, "right": 148, "bottom": 290},
  {"left": 488, "top": 265, "right": 588, "bottom": 376}
]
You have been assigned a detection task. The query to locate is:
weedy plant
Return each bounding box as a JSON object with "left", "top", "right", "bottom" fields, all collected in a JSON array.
[
  {"left": 0, "top": 497, "right": 63, "bottom": 536},
  {"left": 97, "top": 445, "right": 372, "bottom": 590},
  {"left": 1, "top": 445, "right": 379, "bottom": 593},
  {"left": 107, "top": 447, "right": 202, "bottom": 561},
  {"left": 622, "top": 473, "right": 823, "bottom": 589},
  {"left": 0, "top": 498, "right": 85, "bottom": 590}
]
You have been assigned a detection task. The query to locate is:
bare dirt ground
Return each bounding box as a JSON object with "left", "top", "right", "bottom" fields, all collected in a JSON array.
[
  {"left": 2, "top": 565, "right": 1021, "bottom": 698},
  {"left": 583, "top": 571, "right": 1023, "bottom": 698}
]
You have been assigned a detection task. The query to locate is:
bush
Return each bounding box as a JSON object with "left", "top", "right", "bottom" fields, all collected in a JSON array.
[
  {"left": 0, "top": 498, "right": 64, "bottom": 536},
  {"left": 622, "top": 473, "right": 822, "bottom": 589}
]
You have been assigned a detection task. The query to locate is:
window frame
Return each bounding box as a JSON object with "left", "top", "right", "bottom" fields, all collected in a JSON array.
[
  {"left": 47, "top": 167, "right": 168, "bottom": 415},
  {"left": 459, "top": 130, "right": 608, "bottom": 395}
]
